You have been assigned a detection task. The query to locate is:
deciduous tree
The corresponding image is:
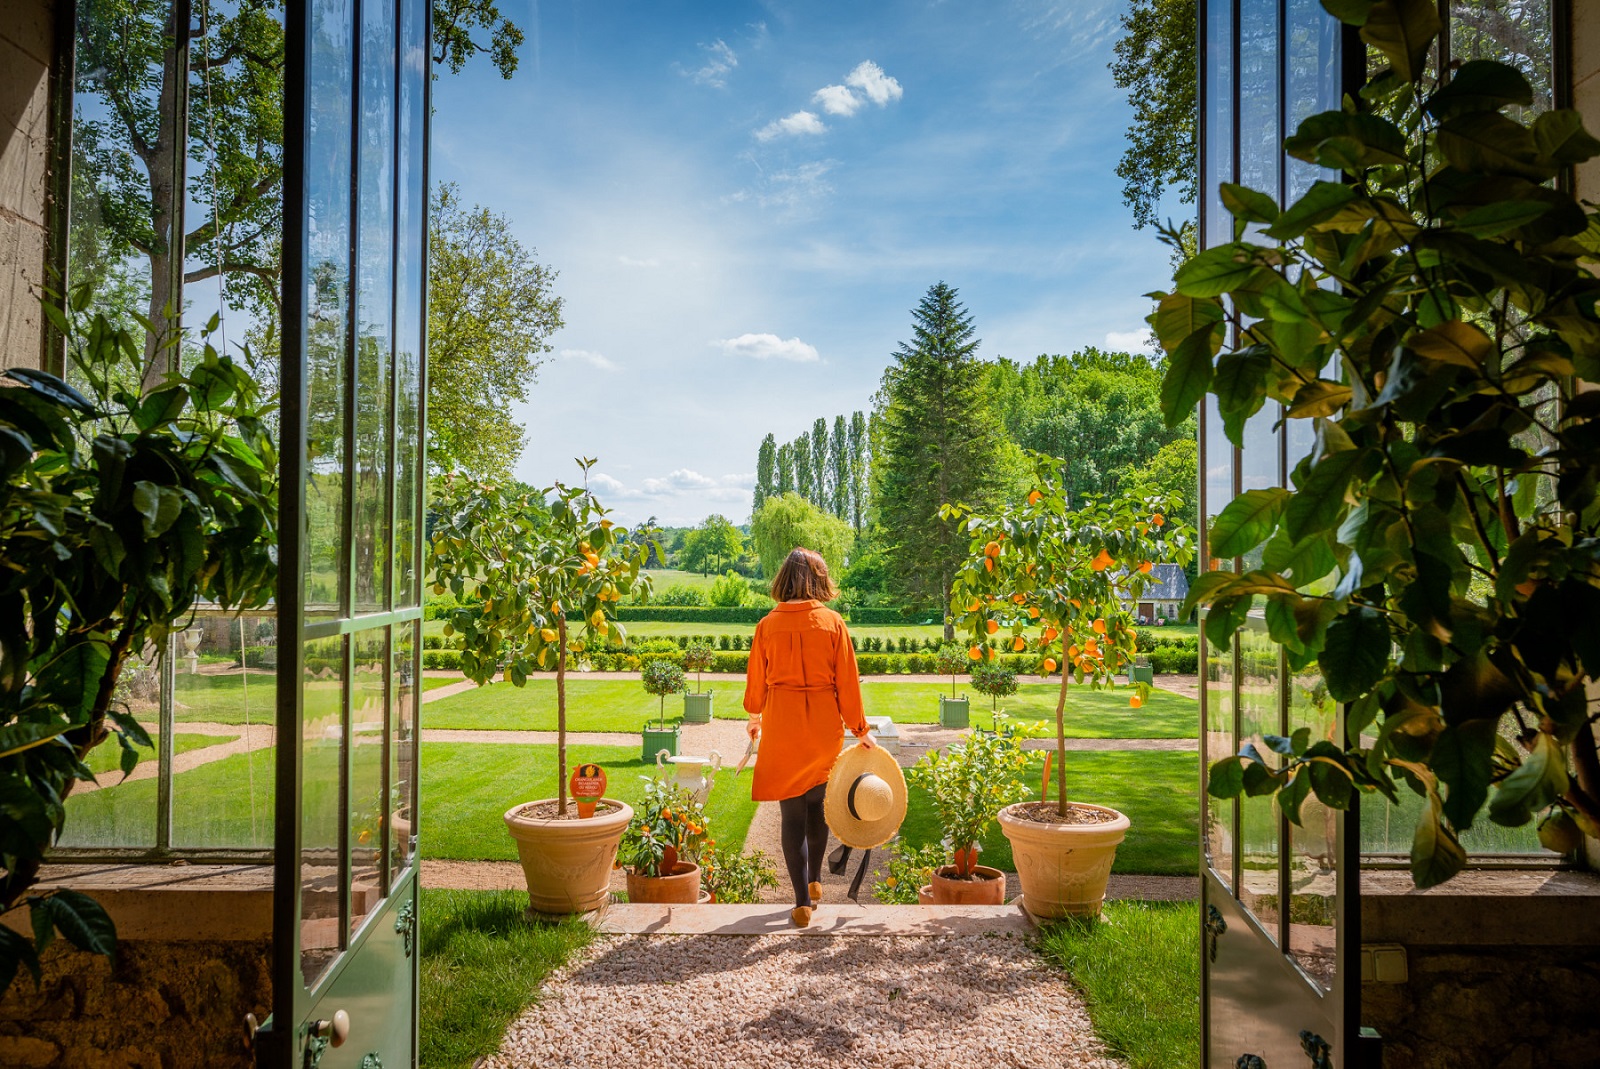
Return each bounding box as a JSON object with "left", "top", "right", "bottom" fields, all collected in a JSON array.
[
  {"left": 847, "top": 410, "right": 868, "bottom": 533},
  {"left": 750, "top": 493, "right": 852, "bottom": 581},
  {"left": 753, "top": 433, "right": 777, "bottom": 515}
]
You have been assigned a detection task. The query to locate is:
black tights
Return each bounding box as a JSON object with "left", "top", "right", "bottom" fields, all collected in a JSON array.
[{"left": 778, "top": 783, "right": 828, "bottom": 907}]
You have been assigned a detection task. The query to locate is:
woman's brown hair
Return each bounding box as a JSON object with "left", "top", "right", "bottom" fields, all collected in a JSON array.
[{"left": 770, "top": 547, "right": 838, "bottom": 603}]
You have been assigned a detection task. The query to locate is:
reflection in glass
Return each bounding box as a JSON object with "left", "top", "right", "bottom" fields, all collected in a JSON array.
[
  {"left": 1285, "top": 0, "right": 1341, "bottom": 199},
  {"left": 1203, "top": 396, "right": 1235, "bottom": 572},
  {"left": 353, "top": 0, "right": 397, "bottom": 613},
  {"left": 1240, "top": 406, "right": 1281, "bottom": 571},
  {"left": 1203, "top": 0, "right": 1235, "bottom": 249},
  {"left": 58, "top": 655, "right": 164, "bottom": 848},
  {"left": 1238, "top": 623, "right": 1282, "bottom": 944},
  {"left": 392, "top": 0, "right": 429, "bottom": 608},
  {"left": 1204, "top": 626, "right": 1236, "bottom": 890},
  {"left": 1238, "top": 0, "right": 1281, "bottom": 203},
  {"left": 303, "top": 0, "right": 357, "bottom": 617},
  {"left": 170, "top": 612, "right": 276, "bottom": 848},
  {"left": 350, "top": 629, "right": 388, "bottom": 934},
  {"left": 391, "top": 623, "right": 418, "bottom": 885},
  {"left": 1451, "top": 1, "right": 1553, "bottom": 115},
  {"left": 301, "top": 637, "right": 345, "bottom": 987},
  {"left": 1287, "top": 669, "right": 1338, "bottom": 988}
]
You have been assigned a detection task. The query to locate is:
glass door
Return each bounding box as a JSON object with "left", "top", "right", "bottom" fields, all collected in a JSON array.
[{"left": 263, "top": 0, "right": 429, "bottom": 1065}]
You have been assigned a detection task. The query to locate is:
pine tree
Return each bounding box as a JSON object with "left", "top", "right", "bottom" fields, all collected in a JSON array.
[
  {"left": 830, "top": 414, "right": 849, "bottom": 518},
  {"left": 810, "top": 418, "right": 829, "bottom": 509},
  {"left": 793, "top": 436, "right": 813, "bottom": 502},
  {"left": 777, "top": 441, "right": 795, "bottom": 494},
  {"left": 847, "top": 410, "right": 868, "bottom": 533},
  {"left": 873, "top": 282, "right": 1006, "bottom": 640},
  {"left": 754, "top": 434, "right": 777, "bottom": 516}
]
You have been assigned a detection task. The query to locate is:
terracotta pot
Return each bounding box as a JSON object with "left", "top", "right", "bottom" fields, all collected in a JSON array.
[
  {"left": 998, "top": 801, "right": 1129, "bottom": 919},
  {"left": 930, "top": 864, "right": 1007, "bottom": 905},
  {"left": 502, "top": 798, "right": 633, "bottom": 916},
  {"left": 917, "top": 885, "right": 935, "bottom": 905},
  {"left": 625, "top": 862, "right": 702, "bottom": 904}
]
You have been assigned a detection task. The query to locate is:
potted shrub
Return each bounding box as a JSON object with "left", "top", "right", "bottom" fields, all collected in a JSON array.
[
  {"left": 641, "top": 659, "right": 685, "bottom": 760},
  {"left": 617, "top": 776, "right": 711, "bottom": 904},
  {"left": 1153, "top": 11, "right": 1600, "bottom": 888},
  {"left": 681, "top": 641, "right": 715, "bottom": 724},
  {"left": 428, "top": 459, "right": 656, "bottom": 915},
  {"left": 700, "top": 844, "right": 779, "bottom": 903},
  {"left": 932, "top": 643, "right": 971, "bottom": 728},
  {"left": 969, "top": 661, "right": 1018, "bottom": 734},
  {"left": 905, "top": 731, "right": 1035, "bottom": 904},
  {"left": 0, "top": 303, "right": 278, "bottom": 986},
  {"left": 873, "top": 842, "right": 949, "bottom": 906},
  {"left": 943, "top": 461, "right": 1193, "bottom": 918}
]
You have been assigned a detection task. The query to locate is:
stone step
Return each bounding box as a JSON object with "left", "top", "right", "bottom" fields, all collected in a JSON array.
[{"left": 594, "top": 900, "right": 1039, "bottom": 936}]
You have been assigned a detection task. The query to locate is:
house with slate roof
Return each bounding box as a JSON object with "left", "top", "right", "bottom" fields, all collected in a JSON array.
[{"left": 1134, "top": 563, "right": 1188, "bottom": 624}]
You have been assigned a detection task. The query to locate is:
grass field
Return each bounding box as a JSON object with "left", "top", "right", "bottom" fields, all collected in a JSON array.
[
  {"left": 82, "top": 731, "right": 235, "bottom": 776},
  {"left": 419, "top": 743, "right": 760, "bottom": 861},
  {"left": 168, "top": 672, "right": 455, "bottom": 725},
  {"left": 1036, "top": 901, "right": 1200, "bottom": 1069},
  {"left": 423, "top": 678, "right": 1197, "bottom": 738},
  {"left": 899, "top": 750, "right": 1201, "bottom": 875}
]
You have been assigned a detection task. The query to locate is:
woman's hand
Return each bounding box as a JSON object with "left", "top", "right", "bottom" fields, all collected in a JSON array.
[
  {"left": 746, "top": 718, "right": 761, "bottom": 741},
  {"left": 857, "top": 731, "right": 877, "bottom": 750}
]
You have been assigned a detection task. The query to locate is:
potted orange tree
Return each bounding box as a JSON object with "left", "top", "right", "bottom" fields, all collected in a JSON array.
[
  {"left": 428, "top": 459, "right": 656, "bottom": 915},
  {"left": 942, "top": 456, "right": 1193, "bottom": 918},
  {"left": 681, "top": 641, "right": 715, "bottom": 724},
  {"left": 904, "top": 730, "right": 1035, "bottom": 903},
  {"left": 617, "top": 775, "right": 711, "bottom": 904},
  {"left": 932, "top": 642, "right": 971, "bottom": 727}
]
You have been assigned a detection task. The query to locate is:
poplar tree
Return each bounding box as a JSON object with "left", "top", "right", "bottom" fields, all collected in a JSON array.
[
  {"left": 793, "top": 436, "right": 813, "bottom": 502},
  {"left": 873, "top": 282, "right": 1005, "bottom": 639},
  {"left": 810, "top": 418, "right": 829, "bottom": 509},
  {"left": 777, "top": 441, "right": 795, "bottom": 495},
  {"left": 830, "top": 414, "right": 849, "bottom": 518},
  {"left": 847, "top": 410, "right": 868, "bottom": 533},
  {"left": 753, "top": 433, "right": 777, "bottom": 515}
]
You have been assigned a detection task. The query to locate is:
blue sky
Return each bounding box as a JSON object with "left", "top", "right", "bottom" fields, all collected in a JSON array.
[{"left": 430, "top": 0, "right": 1178, "bottom": 527}]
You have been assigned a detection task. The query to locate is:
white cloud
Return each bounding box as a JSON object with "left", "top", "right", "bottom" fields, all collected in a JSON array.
[
  {"left": 559, "top": 348, "right": 621, "bottom": 372},
  {"left": 1104, "top": 329, "right": 1155, "bottom": 353},
  {"left": 716, "top": 332, "right": 821, "bottom": 363},
  {"left": 618, "top": 255, "right": 660, "bottom": 268},
  {"left": 755, "top": 110, "right": 826, "bottom": 141},
  {"left": 844, "top": 61, "right": 903, "bottom": 106},
  {"left": 812, "top": 84, "right": 862, "bottom": 117},
  {"left": 589, "top": 472, "right": 628, "bottom": 496},
  {"left": 686, "top": 39, "right": 737, "bottom": 88}
]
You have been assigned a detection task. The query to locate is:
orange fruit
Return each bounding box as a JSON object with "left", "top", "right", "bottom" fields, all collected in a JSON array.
[
  {"left": 1012, "top": 636, "right": 1026, "bottom": 651},
  {"left": 1067, "top": 644, "right": 1080, "bottom": 659},
  {"left": 1129, "top": 694, "right": 1144, "bottom": 709},
  {"left": 1084, "top": 639, "right": 1099, "bottom": 656},
  {"left": 968, "top": 598, "right": 982, "bottom": 612},
  {"left": 1012, "top": 593, "right": 1026, "bottom": 604},
  {"left": 1092, "top": 550, "right": 1115, "bottom": 572},
  {"left": 969, "top": 646, "right": 983, "bottom": 661},
  {"left": 985, "top": 541, "right": 1001, "bottom": 558},
  {"left": 539, "top": 628, "right": 557, "bottom": 643},
  {"left": 986, "top": 620, "right": 999, "bottom": 635},
  {"left": 1027, "top": 490, "right": 1043, "bottom": 504},
  {"left": 984, "top": 557, "right": 995, "bottom": 573},
  {"left": 1042, "top": 657, "right": 1057, "bottom": 673},
  {"left": 1139, "top": 561, "right": 1153, "bottom": 574},
  {"left": 1043, "top": 627, "right": 1059, "bottom": 643},
  {"left": 1092, "top": 618, "right": 1106, "bottom": 634},
  {"left": 1151, "top": 513, "right": 1165, "bottom": 527},
  {"left": 1028, "top": 607, "right": 1040, "bottom": 619}
]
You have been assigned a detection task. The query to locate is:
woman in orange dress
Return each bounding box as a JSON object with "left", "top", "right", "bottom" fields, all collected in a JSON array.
[{"left": 743, "top": 548, "right": 874, "bottom": 927}]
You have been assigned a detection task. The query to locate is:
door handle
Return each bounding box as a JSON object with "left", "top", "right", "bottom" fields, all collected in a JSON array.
[{"left": 311, "top": 1009, "right": 351, "bottom": 1047}]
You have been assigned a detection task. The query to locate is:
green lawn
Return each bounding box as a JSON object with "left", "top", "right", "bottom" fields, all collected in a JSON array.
[
  {"left": 899, "top": 750, "right": 1200, "bottom": 875},
  {"left": 169, "top": 672, "right": 453, "bottom": 725},
  {"left": 1036, "top": 901, "right": 1200, "bottom": 1069},
  {"left": 82, "top": 731, "right": 236, "bottom": 776},
  {"left": 420, "top": 743, "right": 759, "bottom": 861},
  {"left": 423, "top": 678, "right": 1197, "bottom": 739},
  {"left": 419, "top": 889, "right": 592, "bottom": 1069},
  {"left": 63, "top": 745, "right": 276, "bottom": 849}
]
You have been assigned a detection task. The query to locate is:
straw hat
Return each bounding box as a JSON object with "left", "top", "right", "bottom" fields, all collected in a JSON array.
[{"left": 824, "top": 742, "right": 907, "bottom": 849}]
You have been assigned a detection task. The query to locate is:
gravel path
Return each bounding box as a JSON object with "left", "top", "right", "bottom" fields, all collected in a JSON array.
[
  {"left": 76, "top": 724, "right": 273, "bottom": 794},
  {"left": 482, "top": 932, "right": 1124, "bottom": 1069}
]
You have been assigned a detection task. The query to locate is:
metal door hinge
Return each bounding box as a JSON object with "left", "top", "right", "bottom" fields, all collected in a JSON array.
[
  {"left": 361, "top": 1055, "right": 384, "bottom": 1069},
  {"left": 1205, "top": 904, "right": 1227, "bottom": 963},
  {"left": 1300, "top": 1030, "right": 1333, "bottom": 1069},
  {"left": 396, "top": 897, "right": 417, "bottom": 957}
]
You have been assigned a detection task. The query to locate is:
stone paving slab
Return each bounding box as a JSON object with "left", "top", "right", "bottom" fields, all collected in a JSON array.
[{"left": 595, "top": 901, "right": 1036, "bottom": 936}]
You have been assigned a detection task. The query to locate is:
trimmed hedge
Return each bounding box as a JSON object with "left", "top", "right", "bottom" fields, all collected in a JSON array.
[
  {"left": 846, "top": 606, "right": 933, "bottom": 625},
  {"left": 423, "top": 650, "right": 462, "bottom": 671},
  {"left": 616, "top": 606, "right": 771, "bottom": 623}
]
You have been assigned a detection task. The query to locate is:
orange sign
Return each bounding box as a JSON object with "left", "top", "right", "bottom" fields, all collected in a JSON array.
[{"left": 570, "top": 763, "right": 607, "bottom": 819}]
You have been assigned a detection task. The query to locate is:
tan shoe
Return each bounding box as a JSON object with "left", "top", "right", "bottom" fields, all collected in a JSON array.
[
  {"left": 790, "top": 906, "right": 813, "bottom": 928},
  {"left": 808, "top": 881, "right": 824, "bottom": 905}
]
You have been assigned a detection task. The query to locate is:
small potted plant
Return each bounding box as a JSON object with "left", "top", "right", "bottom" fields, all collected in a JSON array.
[
  {"left": 617, "top": 776, "right": 710, "bottom": 904},
  {"left": 641, "top": 659, "right": 685, "bottom": 760},
  {"left": 873, "top": 841, "right": 949, "bottom": 906},
  {"left": 700, "top": 843, "right": 779, "bottom": 903},
  {"left": 932, "top": 643, "right": 970, "bottom": 728},
  {"left": 905, "top": 731, "right": 1036, "bottom": 904},
  {"left": 681, "top": 642, "right": 715, "bottom": 724},
  {"left": 969, "top": 660, "right": 1018, "bottom": 734}
]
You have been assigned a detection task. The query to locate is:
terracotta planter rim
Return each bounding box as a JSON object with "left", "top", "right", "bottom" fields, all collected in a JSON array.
[
  {"left": 503, "top": 797, "right": 634, "bottom": 836},
  {"left": 933, "top": 863, "right": 1005, "bottom": 883},
  {"left": 998, "top": 800, "right": 1130, "bottom": 837}
]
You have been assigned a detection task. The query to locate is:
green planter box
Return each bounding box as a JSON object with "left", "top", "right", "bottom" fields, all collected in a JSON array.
[
  {"left": 1130, "top": 665, "right": 1154, "bottom": 685},
  {"left": 642, "top": 724, "right": 681, "bottom": 762},
  {"left": 938, "top": 695, "right": 970, "bottom": 729},
  {"left": 682, "top": 692, "right": 713, "bottom": 724}
]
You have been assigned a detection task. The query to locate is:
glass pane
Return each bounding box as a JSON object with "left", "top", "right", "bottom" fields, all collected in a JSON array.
[
  {"left": 58, "top": 655, "right": 164, "bottom": 848},
  {"left": 67, "top": 1, "right": 175, "bottom": 386},
  {"left": 1203, "top": 627, "right": 1236, "bottom": 890},
  {"left": 1287, "top": 666, "right": 1338, "bottom": 989},
  {"left": 350, "top": 628, "right": 388, "bottom": 933},
  {"left": 1240, "top": 406, "right": 1280, "bottom": 570},
  {"left": 1238, "top": 622, "right": 1282, "bottom": 943},
  {"left": 170, "top": 612, "right": 275, "bottom": 849},
  {"left": 391, "top": 622, "right": 418, "bottom": 885},
  {"left": 392, "top": 0, "right": 428, "bottom": 609},
  {"left": 1203, "top": 0, "right": 1235, "bottom": 248},
  {"left": 1450, "top": 1, "right": 1553, "bottom": 115},
  {"left": 1203, "top": 395, "right": 1235, "bottom": 571},
  {"left": 301, "top": 636, "right": 346, "bottom": 987},
  {"left": 353, "top": 0, "right": 396, "bottom": 613},
  {"left": 303, "top": 0, "right": 357, "bottom": 619},
  {"left": 1238, "top": 0, "right": 1281, "bottom": 202},
  {"left": 1286, "top": 0, "right": 1342, "bottom": 199}
]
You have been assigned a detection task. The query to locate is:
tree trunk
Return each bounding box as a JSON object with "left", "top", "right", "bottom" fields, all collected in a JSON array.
[
  {"left": 140, "top": 12, "right": 185, "bottom": 393},
  {"left": 1054, "top": 665, "right": 1071, "bottom": 817},
  {"left": 941, "top": 571, "right": 954, "bottom": 642},
  {"left": 557, "top": 616, "right": 568, "bottom": 815}
]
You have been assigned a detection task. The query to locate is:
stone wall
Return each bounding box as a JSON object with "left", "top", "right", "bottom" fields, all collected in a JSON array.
[{"left": 0, "top": 0, "right": 55, "bottom": 374}]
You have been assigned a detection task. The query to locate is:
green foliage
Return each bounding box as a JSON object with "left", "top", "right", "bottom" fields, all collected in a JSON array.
[
  {"left": 617, "top": 776, "right": 711, "bottom": 878},
  {"left": 1110, "top": 0, "right": 1197, "bottom": 229},
  {"left": 427, "top": 184, "right": 564, "bottom": 477},
  {"left": 1159, "top": 8, "right": 1600, "bottom": 889},
  {"left": 753, "top": 434, "right": 777, "bottom": 515},
  {"left": 0, "top": 297, "right": 277, "bottom": 990},
  {"left": 707, "top": 570, "right": 748, "bottom": 608},
  {"left": 875, "top": 283, "right": 1013, "bottom": 628},
  {"left": 682, "top": 643, "right": 715, "bottom": 691},
  {"left": 676, "top": 514, "right": 743, "bottom": 575},
  {"left": 872, "top": 841, "right": 947, "bottom": 904},
  {"left": 617, "top": 605, "right": 769, "bottom": 623},
  {"left": 641, "top": 659, "right": 685, "bottom": 728},
  {"left": 905, "top": 732, "right": 1037, "bottom": 873},
  {"left": 1119, "top": 437, "right": 1200, "bottom": 538},
  {"left": 969, "top": 661, "right": 1019, "bottom": 711},
  {"left": 699, "top": 845, "right": 780, "bottom": 904},
  {"left": 654, "top": 584, "right": 706, "bottom": 607},
  {"left": 431, "top": 0, "right": 526, "bottom": 77},
  {"left": 933, "top": 643, "right": 969, "bottom": 696},
  {"left": 749, "top": 492, "right": 853, "bottom": 580}
]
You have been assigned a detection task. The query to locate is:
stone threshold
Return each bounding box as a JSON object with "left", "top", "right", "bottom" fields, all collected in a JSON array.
[{"left": 593, "top": 900, "right": 1038, "bottom": 936}]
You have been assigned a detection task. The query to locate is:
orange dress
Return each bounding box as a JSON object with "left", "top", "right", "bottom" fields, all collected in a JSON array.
[{"left": 743, "top": 600, "right": 870, "bottom": 802}]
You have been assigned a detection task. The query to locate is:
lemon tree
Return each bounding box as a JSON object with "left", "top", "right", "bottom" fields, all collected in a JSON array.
[
  {"left": 943, "top": 454, "right": 1194, "bottom": 816},
  {"left": 428, "top": 458, "right": 657, "bottom": 813}
]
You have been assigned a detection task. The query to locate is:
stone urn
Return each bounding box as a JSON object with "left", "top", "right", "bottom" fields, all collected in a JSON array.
[
  {"left": 503, "top": 798, "right": 633, "bottom": 915},
  {"left": 998, "top": 801, "right": 1129, "bottom": 919}
]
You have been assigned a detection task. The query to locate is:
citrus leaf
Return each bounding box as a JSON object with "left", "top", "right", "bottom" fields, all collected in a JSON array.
[
  {"left": 1488, "top": 732, "right": 1568, "bottom": 827},
  {"left": 1209, "top": 488, "right": 1288, "bottom": 559},
  {"left": 1411, "top": 787, "right": 1467, "bottom": 889},
  {"left": 1318, "top": 606, "right": 1390, "bottom": 701},
  {"left": 1361, "top": 0, "right": 1441, "bottom": 84}
]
